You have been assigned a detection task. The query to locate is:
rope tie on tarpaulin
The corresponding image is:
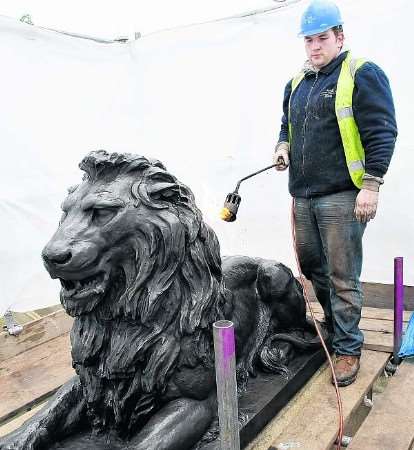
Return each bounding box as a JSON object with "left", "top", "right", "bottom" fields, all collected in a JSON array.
[{"left": 4, "top": 0, "right": 304, "bottom": 44}]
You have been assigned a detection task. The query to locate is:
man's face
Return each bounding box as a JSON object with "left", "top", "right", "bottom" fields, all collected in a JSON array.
[{"left": 304, "top": 29, "right": 344, "bottom": 69}]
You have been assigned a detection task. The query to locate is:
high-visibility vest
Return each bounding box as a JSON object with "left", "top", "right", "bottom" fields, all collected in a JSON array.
[{"left": 288, "top": 52, "right": 366, "bottom": 189}]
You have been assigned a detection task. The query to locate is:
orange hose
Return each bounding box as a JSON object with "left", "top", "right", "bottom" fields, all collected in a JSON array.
[{"left": 290, "top": 199, "right": 344, "bottom": 450}]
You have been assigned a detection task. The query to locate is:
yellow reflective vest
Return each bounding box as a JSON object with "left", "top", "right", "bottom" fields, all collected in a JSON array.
[{"left": 289, "top": 52, "right": 366, "bottom": 189}]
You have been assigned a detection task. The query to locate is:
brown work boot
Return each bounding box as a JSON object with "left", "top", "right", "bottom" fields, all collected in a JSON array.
[{"left": 332, "top": 355, "right": 360, "bottom": 387}]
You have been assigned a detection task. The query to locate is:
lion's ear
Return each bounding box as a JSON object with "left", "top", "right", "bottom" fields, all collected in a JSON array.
[
  {"left": 134, "top": 169, "right": 183, "bottom": 208},
  {"left": 147, "top": 171, "right": 181, "bottom": 202},
  {"left": 148, "top": 182, "right": 180, "bottom": 202}
]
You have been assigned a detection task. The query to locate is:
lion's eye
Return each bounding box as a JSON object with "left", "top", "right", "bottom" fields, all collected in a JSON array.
[{"left": 91, "top": 208, "right": 117, "bottom": 225}]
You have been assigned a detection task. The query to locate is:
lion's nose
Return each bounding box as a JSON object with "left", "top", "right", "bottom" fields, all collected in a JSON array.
[{"left": 42, "top": 246, "right": 72, "bottom": 267}]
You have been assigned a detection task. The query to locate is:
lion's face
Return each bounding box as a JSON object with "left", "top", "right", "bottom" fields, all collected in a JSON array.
[
  {"left": 42, "top": 163, "right": 188, "bottom": 317},
  {"left": 43, "top": 176, "right": 130, "bottom": 315}
]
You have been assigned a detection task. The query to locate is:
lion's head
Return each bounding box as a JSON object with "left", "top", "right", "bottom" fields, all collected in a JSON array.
[
  {"left": 42, "top": 151, "right": 229, "bottom": 435},
  {"left": 42, "top": 150, "right": 224, "bottom": 333}
]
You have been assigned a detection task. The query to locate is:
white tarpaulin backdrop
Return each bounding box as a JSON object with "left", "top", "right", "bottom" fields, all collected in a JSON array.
[{"left": 1, "top": 0, "right": 413, "bottom": 315}]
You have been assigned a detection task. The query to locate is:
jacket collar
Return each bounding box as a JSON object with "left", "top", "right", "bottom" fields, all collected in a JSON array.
[{"left": 304, "top": 50, "right": 349, "bottom": 77}]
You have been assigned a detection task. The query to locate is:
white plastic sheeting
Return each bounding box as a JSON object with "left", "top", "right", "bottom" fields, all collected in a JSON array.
[{"left": 0, "top": 0, "right": 413, "bottom": 315}]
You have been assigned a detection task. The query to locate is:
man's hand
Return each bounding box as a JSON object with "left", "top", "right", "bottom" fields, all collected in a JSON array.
[
  {"left": 354, "top": 189, "right": 379, "bottom": 223},
  {"left": 273, "top": 142, "right": 290, "bottom": 171}
]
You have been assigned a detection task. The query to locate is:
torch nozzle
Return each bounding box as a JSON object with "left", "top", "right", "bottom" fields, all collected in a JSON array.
[{"left": 220, "top": 192, "right": 241, "bottom": 222}]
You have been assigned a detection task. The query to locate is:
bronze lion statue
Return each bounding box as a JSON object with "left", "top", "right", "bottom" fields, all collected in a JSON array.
[{"left": 0, "top": 151, "right": 326, "bottom": 450}]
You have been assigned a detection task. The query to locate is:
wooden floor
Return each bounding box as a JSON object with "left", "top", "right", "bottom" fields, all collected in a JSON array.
[{"left": 1, "top": 301, "right": 414, "bottom": 449}]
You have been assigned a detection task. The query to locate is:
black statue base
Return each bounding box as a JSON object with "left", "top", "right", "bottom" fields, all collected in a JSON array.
[{"left": 201, "top": 348, "right": 327, "bottom": 449}]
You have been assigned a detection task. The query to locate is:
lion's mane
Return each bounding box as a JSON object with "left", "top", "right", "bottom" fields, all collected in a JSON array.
[{"left": 68, "top": 151, "right": 230, "bottom": 436}]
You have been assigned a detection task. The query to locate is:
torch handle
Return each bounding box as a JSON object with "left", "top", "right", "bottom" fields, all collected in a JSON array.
[{"left": 235, "top": 163, "right": 277, "bottom": 193}]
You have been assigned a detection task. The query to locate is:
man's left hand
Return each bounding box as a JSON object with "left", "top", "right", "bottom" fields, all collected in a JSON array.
[{"left": 354, "top": 189, "right": 379, "bottom": 223}]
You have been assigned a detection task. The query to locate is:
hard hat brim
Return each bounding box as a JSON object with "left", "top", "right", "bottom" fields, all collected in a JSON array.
[{"left": 298, "top": 21, "right": 344, "bottom": 38}]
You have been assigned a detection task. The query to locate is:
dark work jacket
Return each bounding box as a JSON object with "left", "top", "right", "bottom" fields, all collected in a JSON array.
[{"left": 278, "top": 51, "right": 398, "bottom": 198}]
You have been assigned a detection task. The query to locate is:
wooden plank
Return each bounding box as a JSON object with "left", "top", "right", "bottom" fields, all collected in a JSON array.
[
  {"left": 308, "top": 302, "right": 412, "bottom": 323},
  {"left": 360, "top": 282, "right": 414, "bottom": 311},
  {"left": 245, "top": 350, "right": 389, "bottom": 450},
  {"left": 0, "top": 333, "right": 74, "bottom": 424},
  {"left": 358, "top": 306, "right": 412, "bottom": 323},
  {"left": 244, "top": 367, "right": 326, "bottom": 450},
  {"left": 309, "top": 305, "right": 410, "bottom": 352},
  {"left": 302, "top": 280, "right": 414, "bottom": 311},
  {"left": 311, "top": 311, "right": 396, "bottom": 352},
  {"left": 362, "top": 330, "right": 395, "bottom": 353},
  {"left": 349, "top": 360, "right": 414, "bottom": 450},
  {"left": 311, "top": 312, "right": 408, "bottom": 335},
  {"left": 0, "top": 310, "right": 73, "bottom": 362}
]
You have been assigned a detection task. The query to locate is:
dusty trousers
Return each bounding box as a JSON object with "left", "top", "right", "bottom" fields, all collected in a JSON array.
[{"left": 294, "top": 191, "right": 366, "bottom": 356}]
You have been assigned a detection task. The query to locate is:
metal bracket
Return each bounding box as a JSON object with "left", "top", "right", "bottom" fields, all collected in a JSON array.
[
  {"left": 334, "top": 435, "right": 352, "bottom": 447},
  {"left": 273, "top": 443, "right": 302, "bottom": 450},
  {"left": 3, "top": 310, "right": 23, "bottom": 336},
  {"left": 363, "top": 395, "right": 374, "bottom": 408},
  {"left": 385, "top": 359, "right": 399, "bottom": 376},
  {"left": 335, "top": 435, "right": 352, "bottom": 448},
  {"left": 342, "top": 436, "right": 352, "bottom": 447}
]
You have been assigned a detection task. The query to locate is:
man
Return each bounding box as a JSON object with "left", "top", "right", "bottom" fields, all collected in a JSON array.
[{"left": 274, "top": 0, "right": 397, "bottom": 386}]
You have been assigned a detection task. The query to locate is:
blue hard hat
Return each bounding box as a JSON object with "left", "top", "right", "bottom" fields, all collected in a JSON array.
[{"left": 299, "top": 0, "right": 344, "bottom": 37}]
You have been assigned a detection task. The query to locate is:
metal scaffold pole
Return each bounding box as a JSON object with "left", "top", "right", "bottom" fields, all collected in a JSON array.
[{"left": 393, "top": 257, "right": 404, "bottom": 364}]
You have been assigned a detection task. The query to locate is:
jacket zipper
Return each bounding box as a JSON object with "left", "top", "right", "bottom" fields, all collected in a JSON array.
[{"left": 301, "top": 72, "right": 318, "bottom": 197}]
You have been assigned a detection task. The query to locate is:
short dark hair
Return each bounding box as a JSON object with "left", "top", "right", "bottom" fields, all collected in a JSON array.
[{"left": 332, "top": 25, "right": 344, "bottom": 36}]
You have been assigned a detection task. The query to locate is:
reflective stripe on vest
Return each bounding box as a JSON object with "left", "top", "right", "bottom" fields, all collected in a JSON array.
[{"left": 288, "top": 53, "right": 367, "bottom": 189}]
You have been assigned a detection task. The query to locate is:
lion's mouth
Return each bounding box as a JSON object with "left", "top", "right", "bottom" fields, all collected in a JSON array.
[{"left": 60, "top": 272, "right": 108, "bottom": 299}]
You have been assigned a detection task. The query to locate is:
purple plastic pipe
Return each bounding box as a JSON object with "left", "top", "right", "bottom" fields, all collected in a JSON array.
[
  {"left": 394, "top": 257, "right": 404, "bottom": 363},
  {"left": 213, "top": 320, "right": 240, "bottom": 450}
]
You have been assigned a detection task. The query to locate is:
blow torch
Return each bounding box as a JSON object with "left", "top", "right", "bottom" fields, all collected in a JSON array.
[{"left": 220, "top": 160, "right": 283, "bottom": 222}]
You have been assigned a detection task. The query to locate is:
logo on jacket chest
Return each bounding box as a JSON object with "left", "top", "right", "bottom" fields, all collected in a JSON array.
[{"left": 320, "top": 88, "right": 336, "bottom": 99}]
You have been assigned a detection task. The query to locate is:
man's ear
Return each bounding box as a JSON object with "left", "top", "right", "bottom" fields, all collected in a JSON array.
[{"left": 337, "top": 33, "right": 345, "bottom": 49}]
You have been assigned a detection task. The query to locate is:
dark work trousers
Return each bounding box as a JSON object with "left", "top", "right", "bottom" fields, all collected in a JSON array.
[{"left": 294, "top": 191, "right": 366, "bottom": 356}]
